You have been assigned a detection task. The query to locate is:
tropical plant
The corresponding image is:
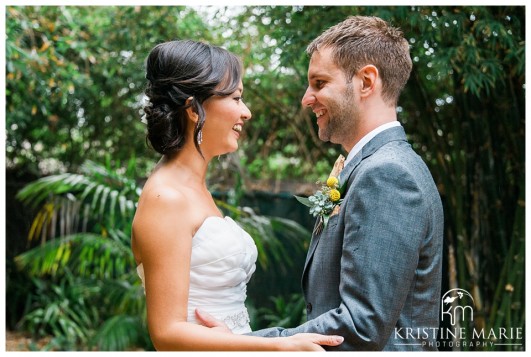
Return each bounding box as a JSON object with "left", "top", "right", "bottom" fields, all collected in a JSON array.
[
  {"left": 6, "top": 6, "right": 217, "bottom": 176},
  {"left": 257, "top": 294, "right": 307, "bottom": 329},
  {"left": 14, "top": 158, "right": 309, "bottom": 350},
  {"left": 395, "top": 7, "right": 525, "bottom": 351},
  {"left": 15, "top": 158, "right": 147, "bottom": 350}
]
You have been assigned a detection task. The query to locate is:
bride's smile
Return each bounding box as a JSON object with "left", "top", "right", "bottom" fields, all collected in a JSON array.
[{"left": 200, "top": 82, "right": 251, "bottom": 157}]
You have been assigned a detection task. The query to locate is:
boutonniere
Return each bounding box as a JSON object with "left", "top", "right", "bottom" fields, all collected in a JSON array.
[{"left": 295, "top": 155, "right": 345, "bottom": 235}]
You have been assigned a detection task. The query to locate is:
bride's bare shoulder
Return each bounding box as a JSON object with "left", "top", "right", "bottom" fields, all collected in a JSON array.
[
  {"left": 132, "top": 173, "right": 194, "bottom": 256},
  {"left": 132, "top": 176, "right": 193, "bottom": 241},
  {"left": 138, "top": 169, "right": 191, "bottom": 208}
]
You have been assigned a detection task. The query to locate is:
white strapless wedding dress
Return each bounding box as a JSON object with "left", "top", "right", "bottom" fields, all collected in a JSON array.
[{"left": 136, "top": 216, "right": 258, "bottom": 334}]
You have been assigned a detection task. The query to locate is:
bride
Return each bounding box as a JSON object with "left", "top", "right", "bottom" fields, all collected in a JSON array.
[{"left": 131, "top": 40, "right": 343, "bottom": 351}]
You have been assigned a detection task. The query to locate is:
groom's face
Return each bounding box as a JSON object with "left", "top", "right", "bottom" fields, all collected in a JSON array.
[{"left": 302, "top": 46, "right": 360, "bottom": 148}]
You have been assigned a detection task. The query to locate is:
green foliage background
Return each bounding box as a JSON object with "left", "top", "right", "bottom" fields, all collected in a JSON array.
[{"left": 5, "top": 5, "right": 525, "bottom": 351}]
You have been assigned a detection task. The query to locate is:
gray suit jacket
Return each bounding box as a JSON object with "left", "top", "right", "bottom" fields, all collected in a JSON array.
[{"left": 251, "top": 126, "right": 444, "bottom": 351}]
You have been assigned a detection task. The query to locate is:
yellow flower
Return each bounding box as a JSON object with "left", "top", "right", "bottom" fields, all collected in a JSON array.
[
  {"left": 326, "top": 176, "right": 339, "bottom": 188},
  {"left": 329, "top": 189, "right": 341, "bottom": 202}
]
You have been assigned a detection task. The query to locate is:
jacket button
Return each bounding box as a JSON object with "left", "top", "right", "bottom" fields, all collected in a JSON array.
[{"left": 306, "top": 303, "right": 312, "bottom": 314}]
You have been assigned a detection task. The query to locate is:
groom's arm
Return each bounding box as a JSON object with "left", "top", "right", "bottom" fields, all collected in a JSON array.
[{"left": 251, "top": 162, "right": 430, "bottom": 349}]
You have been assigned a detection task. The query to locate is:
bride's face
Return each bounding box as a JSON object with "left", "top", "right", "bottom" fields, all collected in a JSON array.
[{"left": 200, "top": 81, "right": 252, "bottom": 157}]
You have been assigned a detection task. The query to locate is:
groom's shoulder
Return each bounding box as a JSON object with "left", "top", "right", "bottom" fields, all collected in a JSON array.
[
  {"left": 360, "top": 141, "right": 412, "bottom": 169},
  {"left": 353, "top": 143, "right": 428, "bottom": 187}
]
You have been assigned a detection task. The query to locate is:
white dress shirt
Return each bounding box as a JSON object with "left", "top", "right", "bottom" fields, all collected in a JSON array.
[{"left": 344, "top": 121, "right": 402, "bottom": 167}]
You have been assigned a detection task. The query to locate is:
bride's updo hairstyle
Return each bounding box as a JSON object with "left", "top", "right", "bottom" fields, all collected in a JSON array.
[{"left": 143, "top": 40, "right": 243, "bottom": 156}]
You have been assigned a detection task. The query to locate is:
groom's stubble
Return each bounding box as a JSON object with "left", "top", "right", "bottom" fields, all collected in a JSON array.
[{"left": 318, "top": 82, "right": 359, "bottom": 146}]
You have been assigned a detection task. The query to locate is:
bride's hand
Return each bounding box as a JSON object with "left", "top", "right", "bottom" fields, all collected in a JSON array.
[
  {"left": 279, "top": 333, "right": 344, "bottom": 351},
  {"left": 195, "top": 308, "right": 232, "bottom": 334}
]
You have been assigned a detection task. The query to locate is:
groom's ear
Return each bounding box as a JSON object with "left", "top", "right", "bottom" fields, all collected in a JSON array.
[
  {"left": 358, "top": 65, "right": 378, "bottom": 98},
  {"left": 185, "top": 97, "right": 199, "bottom": 123}
]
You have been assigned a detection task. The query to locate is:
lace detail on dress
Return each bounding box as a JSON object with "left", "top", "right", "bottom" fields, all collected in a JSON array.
[{"left": 223, "top": 309, "right": 251, "bottom": 332}]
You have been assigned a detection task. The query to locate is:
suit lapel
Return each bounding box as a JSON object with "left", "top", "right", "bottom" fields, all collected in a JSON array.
[
  {"left": 302, "top": 153, "right": 362, "bottom": 275},
  {"left": 303, "top": 224, "right": 321, "bottom": 273},
  {"left": 339, "top": 151, "right": 362, "bottom": 189},
  {"left": 340, "top": 126, "right": 407, "bottom": 190},
  {"left": 301, "top": 126, "right": 408, "bottom": 287}
]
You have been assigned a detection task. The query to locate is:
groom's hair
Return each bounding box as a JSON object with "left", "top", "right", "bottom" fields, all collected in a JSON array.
[
  {"left": 143, "top": 40, "right": 242, "bottom": 157},
  {"left": 307, "top": 16, "right": 412, "bottom": 107}
]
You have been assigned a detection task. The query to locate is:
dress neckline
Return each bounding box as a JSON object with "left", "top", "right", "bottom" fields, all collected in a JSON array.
[
  {"left": 193, "top": 216, "right": 231, "bottom": 237},
  {"left": 136, "top": 216, "right": 245, "bottom": 275},
  {"left": 136, "top": 216, "right": 237, "bottom": 270}
]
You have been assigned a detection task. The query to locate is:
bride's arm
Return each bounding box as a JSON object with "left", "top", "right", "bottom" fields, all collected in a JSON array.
[
  {"left": 133, "top": 185, "right": 196, "bottom": 350},
  {"left": 132, "top": 185, "right": 341, "bottom": 351}
]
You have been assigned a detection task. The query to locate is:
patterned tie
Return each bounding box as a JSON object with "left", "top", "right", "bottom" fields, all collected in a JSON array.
[
  {"left": 330, "top": 154, "right": 345, "bottom": 216},
  {"left": 330, "top": 154, "right": 345, "bottom": 179}
]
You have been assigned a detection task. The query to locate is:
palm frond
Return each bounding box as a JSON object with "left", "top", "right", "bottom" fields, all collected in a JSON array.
[
  {"left": 18, "top": 273, "right": 99, "bottom": 346},
  {"left": 257, "top": 294, "right": 307, "bottom": 328},
  {"left": 99, "top": 277, "right": 146, "bottom": 316},
  {"left": 15, "top": 232, "right": 135, "bottom": 279},
  {"left": 89, "top": 315, "right": 145, "bottom": 351},
  {"left": 16, "top": 161, "right": 139, "bottom": 243}
]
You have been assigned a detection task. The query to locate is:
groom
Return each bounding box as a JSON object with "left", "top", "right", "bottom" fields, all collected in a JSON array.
[{"left": 199, "top": 16, "right": 444, "bottom": 351}]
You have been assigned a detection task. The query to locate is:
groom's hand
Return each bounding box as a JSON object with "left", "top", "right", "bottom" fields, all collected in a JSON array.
[{"left": 195, "top": 308, "right": 232, "bottom": 334}]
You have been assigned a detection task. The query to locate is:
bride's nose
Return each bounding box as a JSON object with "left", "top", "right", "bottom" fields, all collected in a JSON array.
[{"left": 242, "top": 102, "right": 252, "bottom": 121}]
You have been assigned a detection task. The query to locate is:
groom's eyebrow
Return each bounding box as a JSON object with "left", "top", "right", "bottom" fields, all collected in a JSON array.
[
  {"left": 308, "top": 71, "right": 329, "bottom": 81},
  {"left": 308, "top": 72, "right": 318, "bottom": 80}
]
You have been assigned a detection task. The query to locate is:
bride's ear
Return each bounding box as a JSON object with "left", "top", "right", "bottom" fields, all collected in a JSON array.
[{"left": 185, "top": 97, "right": 198, "bottom": 123}]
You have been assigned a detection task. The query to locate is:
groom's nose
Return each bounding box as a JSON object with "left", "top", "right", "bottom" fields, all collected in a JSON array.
[{"left": 301, "top": 86, "right": 315, "bottom": 108}]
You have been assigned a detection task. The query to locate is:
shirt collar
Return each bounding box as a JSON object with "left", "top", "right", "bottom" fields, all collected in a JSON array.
[{"left": 344, "top": 121, "right": 402, "bottom": 167}]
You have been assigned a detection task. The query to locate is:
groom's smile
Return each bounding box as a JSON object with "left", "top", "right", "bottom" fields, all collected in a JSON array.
[{"left": 315, "top": 109, "right": 329, "bottom": 130}]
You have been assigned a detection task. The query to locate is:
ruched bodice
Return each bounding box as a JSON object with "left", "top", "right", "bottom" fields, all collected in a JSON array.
[{"left": 136, "top": 216, "right": 257, "bottom": 334}]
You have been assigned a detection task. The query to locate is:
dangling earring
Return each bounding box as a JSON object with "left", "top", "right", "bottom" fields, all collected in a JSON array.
[{"left": 197, "top": 130, "right": 203, "bottom": 145}]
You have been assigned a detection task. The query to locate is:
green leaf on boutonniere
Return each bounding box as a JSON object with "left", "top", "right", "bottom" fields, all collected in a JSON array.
[
  {"left": 297, "top": 155, "right": 345, "bottom": 235},
  {"left": 338, "top": 182, "right": 346, "bottom": 196},
  {"left": 294, "top": 195, "right": 312, "bottom": 208},
  {"left": 322, "top": 214, "right": 330, "bottom": 228}
]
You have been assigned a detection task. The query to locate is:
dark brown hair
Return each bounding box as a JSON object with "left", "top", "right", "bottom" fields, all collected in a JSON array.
[{"left": 143, "top": 40, "right": 242, "bottom": 156}]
